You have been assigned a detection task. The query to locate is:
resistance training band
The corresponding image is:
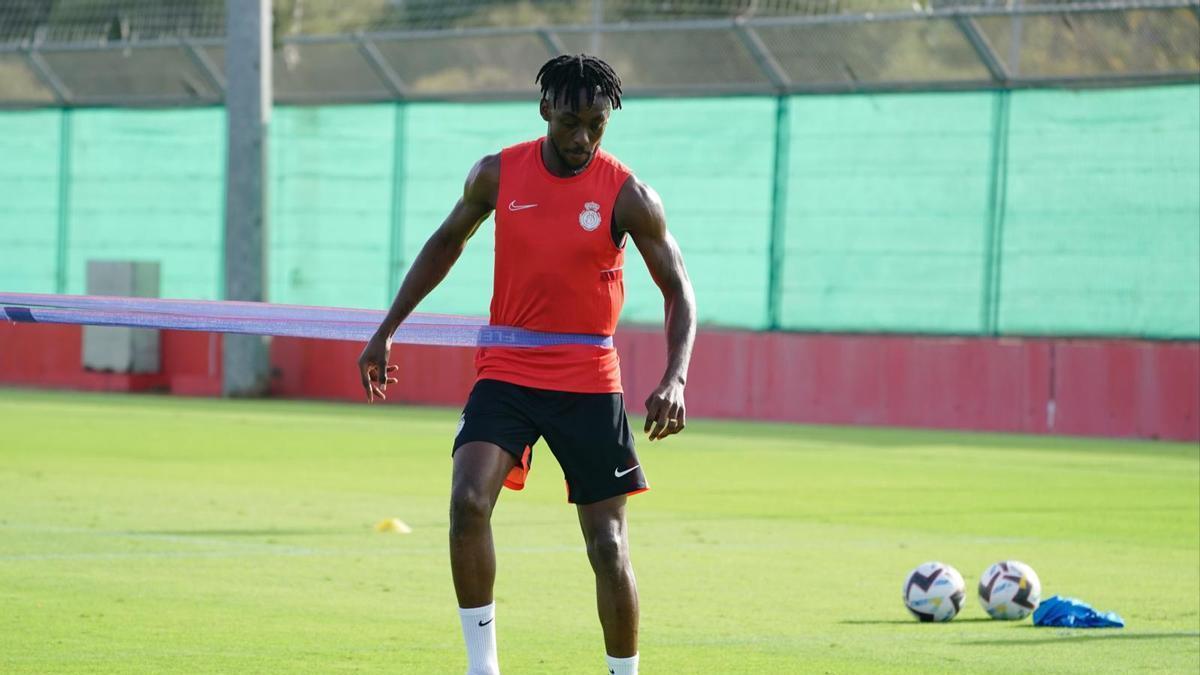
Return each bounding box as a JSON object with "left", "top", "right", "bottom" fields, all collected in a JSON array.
[{"left": 0, "top": 293, "right": 612, "bottom": 349}]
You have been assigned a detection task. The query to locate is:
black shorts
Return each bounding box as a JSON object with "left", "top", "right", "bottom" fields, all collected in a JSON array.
[{"left": 452, "top": 378, "right": 649, "bottom": 505}]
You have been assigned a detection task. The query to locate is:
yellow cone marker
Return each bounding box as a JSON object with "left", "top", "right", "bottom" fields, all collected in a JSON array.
[{"left": 374, "top": 518, "right": 412, "bottom": 534}]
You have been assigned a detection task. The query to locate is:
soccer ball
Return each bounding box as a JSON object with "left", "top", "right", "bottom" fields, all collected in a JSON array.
[
  {"left": 902, "top": 562, "right": 966, "bottom": 622},
  {"left": 978, "top": 560, "right": 1042, "bottom": 620}
]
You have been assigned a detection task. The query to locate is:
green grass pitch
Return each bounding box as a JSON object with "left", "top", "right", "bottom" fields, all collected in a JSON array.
[{"left": 1, "top": 389, "right": 1197, "bottom": 673}]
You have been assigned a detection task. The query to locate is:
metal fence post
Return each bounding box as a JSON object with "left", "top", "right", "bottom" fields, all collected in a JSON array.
[
  {"left": 954, "top": 15, "right": 1010, "bottom": 86},
  {"left": 980, "top": 90, "right": 1010, "bottom": 336},
  {"left": 767, "top": 95, "right": 791, "bottom": 330},
  {"left": 537, "top": 28, "right": 567, "bottom": 57},
  {"left": 1010, "top": 0, "right": 1025, "bottom": 78},
  {"left": 387, "top": 102, "right": 407, "bottom": 303},
  {"left": 182, "top": 37, "right": 226, "bottom": 94},
  {"left": 590, "top": 0, "right": 603, "bottom": 55},
  {"left": 222, "top": 0, "right": 272, "bottom": 396},
  {"left": 55, "top": 108, "right": 72, "bottom": 294},
  {"left": 734, "top": 22, "right": 791, "bottom": 92},
  {"left": 24, "top": 48, "right": 72, "bottom": 105},
  {"left": 354, "top": 33, "right": 407, "bottom": 97}
]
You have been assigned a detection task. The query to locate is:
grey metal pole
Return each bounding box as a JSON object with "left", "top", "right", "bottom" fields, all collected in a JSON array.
[
  {"left": 590, "top": 0, "right": 602, "bottom": 55},
  {"left": 223, "top": 0, "right": 272, "bottom": 397},
  {"left": 1009, "top": 0, "right": 1024, "bottom": 78}
]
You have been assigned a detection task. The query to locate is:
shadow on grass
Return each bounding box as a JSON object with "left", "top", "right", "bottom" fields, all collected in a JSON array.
[
  {"left": 963, "top": 631, "right": 1200, "bottom": 646},
  {"left": 685, "top": 416, "right": 1199, "bottom": 456},
  {"left": 840, "top": 618, "right": 996, "bottom": 625},
  {"left": 134, "top": 528, "right": 342, "bottom": 537}
]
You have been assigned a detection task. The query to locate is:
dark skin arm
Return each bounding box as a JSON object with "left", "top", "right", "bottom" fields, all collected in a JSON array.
[
  {"left": 357, "top": 154, "right": 499, "bottom": 401},
  {"left": 614, "top": 176, "right": 697, "bottom": 441}
]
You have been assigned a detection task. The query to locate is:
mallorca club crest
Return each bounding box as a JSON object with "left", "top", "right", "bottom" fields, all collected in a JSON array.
[{"left": 579, "top": 201, "right": 602, "bottom": 232}]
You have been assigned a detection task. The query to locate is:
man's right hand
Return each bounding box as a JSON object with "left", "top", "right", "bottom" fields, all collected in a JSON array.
[
  {"left": 357, "top": 332, "right": 399, "bottom": 403},
  {"left": 354, "top": 153, "right": 497, "bottom": 404}
]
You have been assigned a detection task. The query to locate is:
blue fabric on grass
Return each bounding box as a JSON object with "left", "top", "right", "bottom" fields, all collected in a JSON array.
[{"left": 1033, "top": 595, "right": 1125, "bottom": 628}]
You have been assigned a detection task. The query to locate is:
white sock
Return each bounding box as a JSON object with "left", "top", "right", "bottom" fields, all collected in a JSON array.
[
  {"left": 606, "top": 653, "right": 639, "bottom": 675},
  {"left": 458, "top": 603, "right": 499, "bottom": 675}
]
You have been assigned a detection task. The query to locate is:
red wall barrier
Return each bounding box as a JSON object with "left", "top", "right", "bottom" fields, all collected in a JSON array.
[
  {"left": 269, "top": 338, "right": 474, "bottom": 406},
  {"left": 2, "top": 322, "right": 1197, "bottom": 441},
  {"left": 1052, "top": 340, "right": 1200, "bottom": 441},
  {"left": 624, "top": 331, "right": 1057, "bottom": 434},
  {"left": 0, "top": 322, "right": 222, "bottom": 395}
]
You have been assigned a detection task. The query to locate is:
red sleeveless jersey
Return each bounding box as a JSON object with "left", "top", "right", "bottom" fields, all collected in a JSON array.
[{"left": 475, "top": 138, "right": 633, "bottom": 393}]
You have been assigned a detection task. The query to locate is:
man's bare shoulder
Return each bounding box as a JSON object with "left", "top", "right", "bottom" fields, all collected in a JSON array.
[
  {"left": 614, "top": 174, "right": 666, "bottom": 237},
  {"left": 464, "top": 153, "right": 501, "bottom": 210}
]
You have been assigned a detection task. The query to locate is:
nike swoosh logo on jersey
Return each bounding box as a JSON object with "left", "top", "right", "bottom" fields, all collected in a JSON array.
[
  {"left": 508, "top": 200, "right": 537, "bottom": 211},
  {"left": 614, "top": 464, "right": 640, "bottom": 478}
]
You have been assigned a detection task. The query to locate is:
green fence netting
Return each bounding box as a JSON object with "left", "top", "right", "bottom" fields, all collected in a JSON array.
[
  {"left": 602, "top": 96, "right": 777, "bottom": 329},
  {"left": 63, "top": 108, "right": 224, "bottom": 299},
  {"left": 999, "top": 86, "right": 1200, "bottom": 338},
  {"left": 398, "top": 97, "right": 778, "bottom": 328},
  {"left": 779, "top": 92, "right": 998, "bottom": 334},
  {"left": 0, "top": 110, "right": 61, "bottom": 295},
  {"left": 1, "top": 85, "right": 1196, "bottom": 338},
  {"left": 270, "top": 104, "right": 396, "bottom": 308},
  {"left": 398, "top": 101, "right": 529, "bottom": 317}
]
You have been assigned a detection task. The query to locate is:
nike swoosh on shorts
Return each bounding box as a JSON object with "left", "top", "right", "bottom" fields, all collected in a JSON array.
[{"left": 614, "top": 465, "right": 640, "bottom": 478}]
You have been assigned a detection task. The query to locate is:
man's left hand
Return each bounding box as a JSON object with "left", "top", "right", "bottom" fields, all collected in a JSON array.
[{"left": 644, "top": 380, "right": 686, "bottom": 441}]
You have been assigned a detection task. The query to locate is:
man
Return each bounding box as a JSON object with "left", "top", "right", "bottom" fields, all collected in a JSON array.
[{"left": 357, "top": 54, "right": 696, "bottom": 675}]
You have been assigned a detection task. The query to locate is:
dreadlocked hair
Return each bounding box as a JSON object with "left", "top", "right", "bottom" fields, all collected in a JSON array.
[{"left": 535, "top": 54, "right": 622, "bottom": 111}]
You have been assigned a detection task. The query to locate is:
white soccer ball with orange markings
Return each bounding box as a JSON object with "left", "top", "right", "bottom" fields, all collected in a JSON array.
[
  {"left": 902, "top": 561, "right": 966, "bottom": 622},
  {"left": 978, "top": 560, "right": 1042, "bottom": 620}
]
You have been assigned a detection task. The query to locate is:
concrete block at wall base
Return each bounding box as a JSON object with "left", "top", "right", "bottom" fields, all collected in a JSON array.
[{"left": 82, "top": 261, "right": 160, "bottom": 374}]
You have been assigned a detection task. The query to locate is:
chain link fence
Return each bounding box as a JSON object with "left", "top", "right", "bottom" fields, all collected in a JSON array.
[{"left": 0, "top": 0, "right": 1197, "bottom": 105}]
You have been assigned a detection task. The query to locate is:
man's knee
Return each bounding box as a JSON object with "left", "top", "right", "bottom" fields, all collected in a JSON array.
[
  {"left": 585, "top": 531, "right": 629, "bottom": 577},
  {"left": 449, "top": 487, "right": 493, "bottom": 537}
]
